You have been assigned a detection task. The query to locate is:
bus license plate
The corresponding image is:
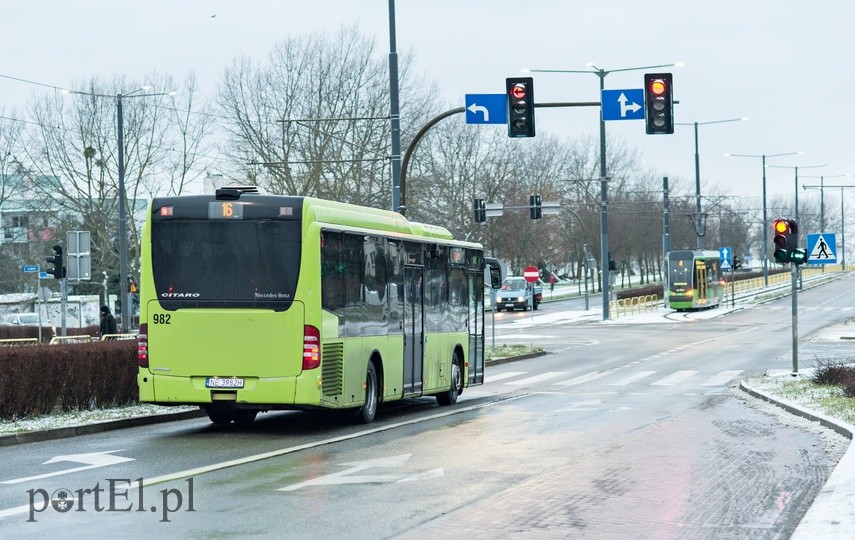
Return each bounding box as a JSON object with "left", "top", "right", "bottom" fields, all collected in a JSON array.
[{"left": 205, "top": 377, "right": 244, "bottom": 389}]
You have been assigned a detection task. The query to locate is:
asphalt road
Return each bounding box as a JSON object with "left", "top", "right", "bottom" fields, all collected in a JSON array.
[{"left": 0, "top": 275, "right": 852, "bottom": 538}]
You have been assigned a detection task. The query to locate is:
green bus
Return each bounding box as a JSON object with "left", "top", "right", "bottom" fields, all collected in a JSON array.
[
  {"left": 137, "top": 187, "right": 500, "bottom": 425},
  {"left": 664, "top": 250, "right": 725, "bottom": 311}
]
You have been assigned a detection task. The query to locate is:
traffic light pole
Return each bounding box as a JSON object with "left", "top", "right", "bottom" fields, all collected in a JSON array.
[
  {"left": 60, "top": 276, "right": 67, "bottom": 337},
  {"left": 399, "top": 101, "right": 600, "bottom": 212},
  {"left": 791, "top": 263, "right": 799, "bottom": 376}
]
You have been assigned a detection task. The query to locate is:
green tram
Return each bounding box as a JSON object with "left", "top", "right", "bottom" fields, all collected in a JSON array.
[{"left": 664, "top": 250, "right": 725, "bottom": 311}]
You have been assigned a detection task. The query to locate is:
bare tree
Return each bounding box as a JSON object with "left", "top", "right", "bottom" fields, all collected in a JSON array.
[
  {"left": 216, "top": 25, "right": 437, "bottom": 207},
  {"left": 20, "top": 72, "right": 208, "bottom": 295}
]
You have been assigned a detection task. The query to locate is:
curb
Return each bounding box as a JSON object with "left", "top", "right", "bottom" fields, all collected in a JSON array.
[
  {"left": 485, "top": 350, "right": 547, "bottom": 366},
  {"left": 0, "top": 409, "right": 206, "bottom": 447}
]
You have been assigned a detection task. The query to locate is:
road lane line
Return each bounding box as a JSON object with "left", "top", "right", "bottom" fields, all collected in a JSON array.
[{"left": 0, "top": 393, "right": 531, "bottom": 520}]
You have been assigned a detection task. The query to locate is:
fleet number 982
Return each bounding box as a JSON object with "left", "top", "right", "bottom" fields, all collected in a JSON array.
[{"left": 152, "top": 314, "right": 171, "bottom": 324}]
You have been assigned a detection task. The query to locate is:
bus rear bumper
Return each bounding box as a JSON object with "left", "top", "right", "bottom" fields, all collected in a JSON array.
[{"left": 138, "top": 372, "right": 320, "bottom": 406}]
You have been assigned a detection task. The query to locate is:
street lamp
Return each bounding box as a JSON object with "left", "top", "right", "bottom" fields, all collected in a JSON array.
[
  {"left": 767, "top": 163, "right": 826, "bottom": 225},
  {"left": 63, "top": 85, "right": 174, "bottom": 331},
  {"left": 116, "top": 86, "right": 175, "bottom": 333},
  {"left": 800, "top": 174, "right": 850, "bottom": 231},
  {"left": 116, "top": 87, "right": 175, "bottom": 331},
  {"left": 523, "top": 62, "right": 683, "bottom": 320},
  {"left": 675, "top": 117, "right": 747, "bottom": 249},
  {"left": 725, "top": 150, "right": 804, "bottom": 286}
]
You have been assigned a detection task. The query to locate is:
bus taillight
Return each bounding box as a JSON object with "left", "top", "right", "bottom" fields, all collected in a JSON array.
[
  {"left": 303, "top": 325, "right": 320, "bottom": 370},
  {"left": 138, "top": 323, "right": 149, "bottom": 367}
]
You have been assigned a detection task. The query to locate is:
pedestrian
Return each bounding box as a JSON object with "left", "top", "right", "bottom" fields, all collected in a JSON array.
[
  {"left": 549, "top": 273, "right": 556, "bottom": 294},
  {"left": 100, "top": 305, "right": 118, "bottom": 336}
]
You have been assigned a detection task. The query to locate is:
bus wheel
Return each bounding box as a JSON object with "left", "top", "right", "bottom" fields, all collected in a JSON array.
[
  {"left": 233, "top": 409, "right": 258, "bottom": 426},
  {"left": 354, "top": 362, "right": 378, "bottom": 424},
  {"left": 436, "top": 353, "right": 462, "bottom": 406},
  {"left": 204, "top": 405, "right": 234, "bottom": 425}
]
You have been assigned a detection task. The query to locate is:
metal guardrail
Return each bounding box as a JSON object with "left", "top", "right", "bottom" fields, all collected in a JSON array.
[
  {"left": 49, "top": 335, "right": 94, "bottom": 345},
  {"left": 100, "top": 333, "right": 137, "bottom": 341},
  {"left": 610, "top": 294, "right": 659, "bottom": 319},
  {"left": 0, "top": 338, "right": 40, "bottom": 347},
  {"left": 1, "top": 334, "right": 137, "bottom": 346}
]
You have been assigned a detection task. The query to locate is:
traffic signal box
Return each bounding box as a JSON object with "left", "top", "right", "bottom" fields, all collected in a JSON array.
[
  {"left": 773, "top": 219, "right": 807, "bottom": 265},
  {"left": 644, "top": 73, "right": 674, "bottom": 134},
  {"left": 529, "top": 194, "right": 542, "bottom": 219},
  {"left": 473, "top": 198, "right": 486, "bottom": 223},
  {"left": 506, "top": 77, "right": 535, "bottom": 138},
  {"left": 46, "top": 244, "right": 65, "bottom": 278}
]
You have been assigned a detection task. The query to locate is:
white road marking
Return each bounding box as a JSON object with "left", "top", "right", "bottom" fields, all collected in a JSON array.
[
  {"left": 609, "top": 371, "right": 658, "bottom": 386},
  {"left": 701, "top": 370, "right": 744, "bottom": 386},
  {"left": 651, "top": 370, "right": 699, "bottom": 386}
]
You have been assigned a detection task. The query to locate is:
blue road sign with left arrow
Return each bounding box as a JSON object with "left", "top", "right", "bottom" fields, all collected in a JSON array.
[
  {"left": 465, "top": 94, "right": 507, "bottom": 125},
  {"left": 601, "top": 89, "right": 644, "bottom": 121}
]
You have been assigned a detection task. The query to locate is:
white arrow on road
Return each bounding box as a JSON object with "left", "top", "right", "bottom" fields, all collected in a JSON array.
[
  {"left": 467, "top": 102, "right": 490, "bottom": 122},
  {"left": 278, "top": 454, "right": 444, "bottom": 491},
  {"left": 618, "top": 93, "right": 642, "bottom": 117},
  {"left": 2, "top": 450, "right": 135, "bottom": 485}
]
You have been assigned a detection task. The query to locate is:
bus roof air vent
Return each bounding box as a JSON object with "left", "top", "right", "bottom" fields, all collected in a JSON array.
[{"left": 215, "top": 185, "right": 263, "bottom": 200}]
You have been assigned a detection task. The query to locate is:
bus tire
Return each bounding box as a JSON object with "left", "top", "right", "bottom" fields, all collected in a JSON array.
[
  {"left": 204, "top": 405, "right": 234, "bottom": 425},
  {"left": 234, "top": 409, "right": 258, "bottom": 426},
  {"left": 354, "top": 362, "right": 379, "bottom": 424},
  {"left": 436, "top": 353, "right": 462, "bottom": 406}
]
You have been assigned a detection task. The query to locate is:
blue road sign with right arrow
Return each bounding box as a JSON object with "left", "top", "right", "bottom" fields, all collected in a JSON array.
[
  {"left": 464, "top": 94, "right": 507, "bottom": 125},
  {"left": 601, "top": 89, "right": 644, "bottom": 121}
]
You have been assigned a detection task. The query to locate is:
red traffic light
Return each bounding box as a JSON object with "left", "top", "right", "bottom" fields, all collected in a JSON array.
[
  {"left": 774, "top": 219, "right": 790, "bottom": 234},
  {"left": 649, "top": 79, "right": 667, "bottom": 95},
  {"left": 506, "top": 77, "right": 535, "bottom": 138},
  {"left": 510, "top": 83, "right": 527, "bottom": 100}
]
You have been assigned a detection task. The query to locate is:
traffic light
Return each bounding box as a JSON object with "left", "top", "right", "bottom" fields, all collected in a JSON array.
[
  {"left": 506, "top": 77, "right": 535, "bottom": 138},
  {"left": 644, "top": 73, "right": 674, "bottom": 134},
  {"left": 529, "top": 194, "right": 542, "bottom": 219},
  {"left": 773, "top": 219, "right": 806, "bottom": 264},
  {"left": 473, "top": 198, "right": 486, "bottom": 223},
  {"left": 46, "top": 244, "right": 65, "bottom": 278}
]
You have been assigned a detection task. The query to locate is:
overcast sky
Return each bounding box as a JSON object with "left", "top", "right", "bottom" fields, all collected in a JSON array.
[{"left": 3, "top": 1, "right": 854, "bottom": 210}]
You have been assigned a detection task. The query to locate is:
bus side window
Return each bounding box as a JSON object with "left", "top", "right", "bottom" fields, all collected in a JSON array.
[{"left": 321, "top": 231, "right": 345, "bottom": 310}]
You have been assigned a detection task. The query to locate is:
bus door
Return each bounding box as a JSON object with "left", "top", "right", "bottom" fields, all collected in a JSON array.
[
  {"left": 468, "top": 270, "right": 485, "bottom": 385},
  {"left": 403, "top": 265, "right": 424, "bottom": 394}
]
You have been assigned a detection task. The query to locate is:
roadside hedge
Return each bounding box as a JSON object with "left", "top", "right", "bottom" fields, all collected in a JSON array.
[{"left": 0, "top": 340, "right": 137, "bottom": 419}]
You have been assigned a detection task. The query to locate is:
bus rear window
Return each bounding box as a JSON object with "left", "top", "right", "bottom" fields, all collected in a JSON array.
[{"left": 151, "top": 220, "right": 301, "bottom": 310}]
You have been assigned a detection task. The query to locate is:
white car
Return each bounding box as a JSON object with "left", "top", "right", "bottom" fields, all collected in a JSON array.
[{"left": 0, "top": 312, "right": 42, "bottom": 326}]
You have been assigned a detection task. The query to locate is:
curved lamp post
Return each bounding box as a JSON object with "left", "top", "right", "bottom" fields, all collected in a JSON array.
[
  {"left": 675, "top": 117, "right": 747, "bottom": 249},
  {"left": 725, "top": 150, "right": 804, "bottom": 286},
  {"left": 522, "top": 62, "right": 682, "bottom": 320}
]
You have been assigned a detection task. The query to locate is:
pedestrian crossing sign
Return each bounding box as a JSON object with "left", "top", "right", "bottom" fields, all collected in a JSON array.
[{"left": 806, "top": 233, "right": 837, "bottom": 264}]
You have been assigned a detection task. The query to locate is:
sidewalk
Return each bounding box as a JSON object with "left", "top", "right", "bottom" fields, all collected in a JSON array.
[{"left": 741, "top": 376, "right": 855, "bottom": 538}]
